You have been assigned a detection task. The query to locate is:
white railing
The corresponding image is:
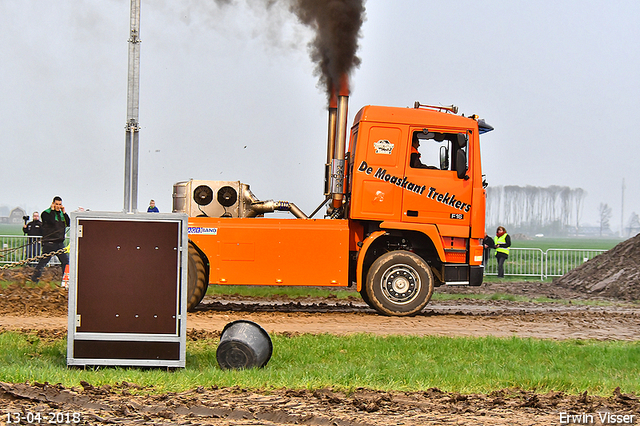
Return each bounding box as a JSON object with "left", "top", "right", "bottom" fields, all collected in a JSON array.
[
  {"left": 484, "top": 248, "right": 545, "bottom": 279},
  {"left": 0, "top": 235, "right": 64, "bottom": 266},
  {"left": 544, "top": 249, "right": 607, "bottom": 277},
  {"left": 484, "top": 247, "right": 606, "bottom": 279}
]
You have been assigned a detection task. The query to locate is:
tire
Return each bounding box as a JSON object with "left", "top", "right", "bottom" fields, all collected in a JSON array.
[
  {"left": 359, "top": 286, "right": 373, "bottom": 308},
  {"left": 187, "top": 242, "right": 208, "bottom": 311},
  {"left": 365, "top": 250, "right": 434, "bottom": 316}
]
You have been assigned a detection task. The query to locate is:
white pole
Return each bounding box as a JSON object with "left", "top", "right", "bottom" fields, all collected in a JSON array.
[
  {"left": 124, "top": 0, "right": 141, "bottom": 213},
  {"left": 621, "top": 178, "right": 625, "bottom": 237}
]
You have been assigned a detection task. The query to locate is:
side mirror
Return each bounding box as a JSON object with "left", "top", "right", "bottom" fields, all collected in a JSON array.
[
  {"left": 456, "top": 149, "right": 468, "bottom": 179},
  {"left": 439, "top": 146, "right": 449, "bottom": 170}
]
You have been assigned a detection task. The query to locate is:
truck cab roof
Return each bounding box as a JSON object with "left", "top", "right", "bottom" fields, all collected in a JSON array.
[{"left": 353, "top": 105, "right": 491, "bottom": 133}]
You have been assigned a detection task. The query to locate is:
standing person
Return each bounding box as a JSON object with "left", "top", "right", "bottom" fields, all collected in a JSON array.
[
  {"left": 23, "top": 212, "right": 43, "bottom": 261},
  {"left": 482, "top": 232, "right": 495, "bottom": 266},
  {"left": 31, "top": 196, "right": 70, "bottom": 284},
  {"left": 147, "top": 199, "right": 159, "bottom": 212},
  {"left": 494, "top": 226, "right": 511, "bottom": 278}
]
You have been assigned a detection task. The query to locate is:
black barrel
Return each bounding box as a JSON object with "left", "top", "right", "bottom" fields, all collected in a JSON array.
[{"left": 216, "top": 320, "right": 273, "bottom": 370}]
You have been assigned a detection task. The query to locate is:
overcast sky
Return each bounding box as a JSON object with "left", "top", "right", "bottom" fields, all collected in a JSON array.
[{"left": 2, "top": 0, "right": 639, "bottom": 232}]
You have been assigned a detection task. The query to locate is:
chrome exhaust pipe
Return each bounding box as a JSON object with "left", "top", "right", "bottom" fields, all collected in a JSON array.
[
  {"left": 239, "top": 186, "right": 308, "bottom": 219},
  {"left": 246, "top": 200, "right": 308, "bottom": 219},
  {"left": 324, "top": 91, "right": 338, "bottom": 196},
  {"left": 331, "top": 75, "right": 349, "bottom": 209}
]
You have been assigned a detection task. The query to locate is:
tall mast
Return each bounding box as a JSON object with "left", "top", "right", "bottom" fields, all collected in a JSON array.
[
  {"left": 621, "top": 178, "right": 625, "bottom": 237},
  {"left": 124, "top": 0, "right": 141, "bottom": 213}
]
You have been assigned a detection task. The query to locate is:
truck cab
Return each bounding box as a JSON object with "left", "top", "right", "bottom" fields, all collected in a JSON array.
[{"left": 344, "top": 105, "right": 492, "bottom": 314}]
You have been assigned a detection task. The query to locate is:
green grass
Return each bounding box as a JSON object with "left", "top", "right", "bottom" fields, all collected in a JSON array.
[
  {"left": 0, "top": 331, "right": 637, "bottom": 396},
  {"left": 483, "top": 274, "right": 551, "bottom": 283},
  {"left": 0, "top": 224, "right": 25, "bottom": 236},
  {"left": 514, "top": 237, "right": 623, "bottom": 251},
  {"left": 430, "top": 292, "right": 618, "bottom": 306},
  {"left": 205, "top": 284, "right": 358, "bottom": 299}
]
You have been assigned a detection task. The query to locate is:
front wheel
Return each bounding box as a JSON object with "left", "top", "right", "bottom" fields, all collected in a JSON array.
[{"left": 364, "top": 251, "right": 434, "bottom": 316}]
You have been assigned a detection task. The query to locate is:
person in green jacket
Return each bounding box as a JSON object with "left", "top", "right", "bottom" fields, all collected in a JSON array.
[
  {"left": 494, "top": 226, "right": 511, "bottom": 278},
  {"left": 31, "top": 196, "right": 70, "bottom": 283}
]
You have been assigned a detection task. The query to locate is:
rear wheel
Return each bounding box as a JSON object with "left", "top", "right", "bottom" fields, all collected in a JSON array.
[
  {"left": 364, "top": 250, "right": 433, "bottom": 316},
  {"left": 187, "top": 242, "right": 208, "bottom": 311}
]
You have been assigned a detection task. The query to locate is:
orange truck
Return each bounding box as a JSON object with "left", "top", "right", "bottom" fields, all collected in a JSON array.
[{"left": 174, "top": 96, "right": 493, "bottom": 316}]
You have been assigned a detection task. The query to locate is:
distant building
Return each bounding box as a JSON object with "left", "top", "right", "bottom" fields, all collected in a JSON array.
[
  {"left": 568, "top": 225, "right": 614, "bottom": 237},
  {"left": 0, "top": 207, "right": 26, "bottom": 224}
]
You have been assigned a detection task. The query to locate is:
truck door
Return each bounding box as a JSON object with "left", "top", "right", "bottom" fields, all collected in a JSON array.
[
  {"left": 350, "top": 124, "right": 407, "bottom": 222},
  {"left": 401, "top": 129, "right": 473, "bottom": 235}
]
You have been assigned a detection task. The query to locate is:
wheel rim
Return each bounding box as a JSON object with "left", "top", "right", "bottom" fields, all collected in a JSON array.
[{"left": 380, "top": 263, "right": 421, "bottom": 305}]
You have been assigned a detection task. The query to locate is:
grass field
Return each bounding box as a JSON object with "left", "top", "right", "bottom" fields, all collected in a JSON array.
[
  {"left": 0, "top": 224, "right": 24, "bottom": 236},
  {"left": 513, "top": 237, "right": 623, "bottom": 251},
  {"left": 0, "top": 332, "right": 637, "bottom": 396},
  {"left": 0, "top": 233, "right": 632, "bottom": 397}
]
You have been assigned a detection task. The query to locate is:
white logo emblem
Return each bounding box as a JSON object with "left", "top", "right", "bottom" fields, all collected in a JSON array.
[
  {"left": 188, "top": 227, "right": 218, "bottom": 235},
  {"left": 373, "top": 139, "right": 394, "bottom": 154}
]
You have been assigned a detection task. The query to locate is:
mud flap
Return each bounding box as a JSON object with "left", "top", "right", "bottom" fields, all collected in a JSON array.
[{"left": 469, "top": 265, "right": 484, "bottom": 286}]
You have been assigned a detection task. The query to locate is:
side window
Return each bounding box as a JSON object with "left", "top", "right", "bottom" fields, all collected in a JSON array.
[{"left": 410, "top": 130, "right": 467, "bottom": 173}]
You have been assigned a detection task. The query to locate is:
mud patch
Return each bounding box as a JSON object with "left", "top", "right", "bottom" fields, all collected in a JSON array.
[
  {"left": 0, "top": 282, "right": 67, "bottom": 316},
  {"left": 1, "top": 327, "right": 68, "bottom": 342},
  {"left": 1, "top": 382, "right": 638, "bottom": 426},
  {"left": 0, "top": 265, "right": 62, "bottom": 284}
]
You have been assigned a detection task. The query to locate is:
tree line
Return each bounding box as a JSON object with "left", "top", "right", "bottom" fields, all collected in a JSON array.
[{"left": 486, "top": 185, "right": 587, "bottom": 235}]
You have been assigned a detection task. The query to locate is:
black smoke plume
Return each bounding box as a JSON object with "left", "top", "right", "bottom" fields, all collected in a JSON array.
[
  {"left": 288, "top": 0, "right": 366, "bottom": 99},
  {"left": 194, "top": 0, "right": 366, "bottom": 99}
]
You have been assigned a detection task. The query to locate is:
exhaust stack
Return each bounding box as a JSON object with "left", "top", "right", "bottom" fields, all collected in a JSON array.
[
  {"left": 330, "top": 75, "right": 350, "bottom": 209},
  {"left": 324, "top": 90, "right": 338, "bottom": 196}
]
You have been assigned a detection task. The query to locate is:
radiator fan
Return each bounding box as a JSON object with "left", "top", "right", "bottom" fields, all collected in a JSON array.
[
  {"left": 217, "top": 186, "right": 238, "bottom": 207},
  {"left": 193, "top": 185, "right": 214, "bottom": 206}
]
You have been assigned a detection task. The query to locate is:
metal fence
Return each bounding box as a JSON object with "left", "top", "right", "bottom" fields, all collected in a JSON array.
[
  {"left": 484, "top": 247, "right": 606, "bottom": 279},
  {"left": 544, "top": 249, "right": 607, "bottom": 277},
  {"left": 0, "top": 235, "right": 63, "bottom": 266},
  {"left": 1, "top": 234, "right": 607, "bottom": 279}
]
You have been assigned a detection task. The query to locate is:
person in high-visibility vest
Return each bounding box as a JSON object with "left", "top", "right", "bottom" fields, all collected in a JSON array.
[
  {"left": 494, "top": 226, "right": 511, "bottom": 278},
  {"left": 410, "top": 139, "right": 429, "bottom": 169},
  {"left": 409, "top": 138, "right": 438, "bottom": 169}
]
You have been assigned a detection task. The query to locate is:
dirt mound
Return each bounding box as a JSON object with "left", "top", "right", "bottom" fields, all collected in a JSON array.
[
  {"left": 0, "top": 265, "right": 63, "bottom": 284},
  {"left": 1, "top": 381, "right": 638, "bottom": 426},
  {"left": 553, "top": 234, "right": 640, "bottom": 301},
  {"left": 0, "top": 283, "right": 68, "bottom": 316}
]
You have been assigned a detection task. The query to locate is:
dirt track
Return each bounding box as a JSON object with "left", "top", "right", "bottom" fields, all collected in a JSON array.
[
  {"left": 2, "top": 279, "right": 639, "bottom": 341},
  {"left": 1, "top": 278, "right": 639, "bottom": 425}
]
